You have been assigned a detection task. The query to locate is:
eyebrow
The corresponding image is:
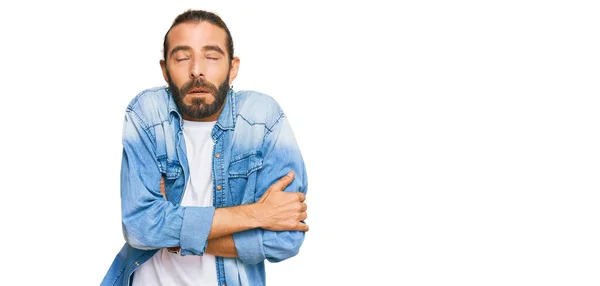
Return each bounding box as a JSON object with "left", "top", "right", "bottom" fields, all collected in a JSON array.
[
  {"left": 202, "top": 45, "right": 225, "bottom": 55},
  {"left": 169, "top": 45, "right": 192, "bottom": 58},
  {"left": 169, "top": 45, "right": 225, "bottom": 58}
]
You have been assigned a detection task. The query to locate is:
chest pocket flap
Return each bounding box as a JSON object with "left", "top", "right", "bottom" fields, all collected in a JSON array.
[
  {"left": 228, "top": 152, "right": 263, "bottom": 178},
  {"left": 157, "top": 156, "right": 183, "bottom": 180}
]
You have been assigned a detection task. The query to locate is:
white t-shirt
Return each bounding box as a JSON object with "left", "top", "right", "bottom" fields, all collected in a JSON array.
[{"left": 133, "top": 120, "right": 218, "bottom": 286}]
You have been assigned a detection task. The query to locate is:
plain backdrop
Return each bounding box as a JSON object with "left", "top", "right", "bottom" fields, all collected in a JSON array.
[{"left": 0, "top": 0, "right": 599, "bottom": 285}]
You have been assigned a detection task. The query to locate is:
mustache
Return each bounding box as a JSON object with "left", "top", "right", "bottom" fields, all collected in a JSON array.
[{"left": 180, "top": 77, "right": 219, "bottom": 96}]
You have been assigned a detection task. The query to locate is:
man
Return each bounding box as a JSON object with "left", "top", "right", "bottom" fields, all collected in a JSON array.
[{"left": 102, "top": 9, "right": 308, "bottom": 286}]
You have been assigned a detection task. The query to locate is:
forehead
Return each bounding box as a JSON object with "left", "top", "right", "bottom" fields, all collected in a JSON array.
[{"left": 167, "top": 21, "right": 228, "bottom": 54}]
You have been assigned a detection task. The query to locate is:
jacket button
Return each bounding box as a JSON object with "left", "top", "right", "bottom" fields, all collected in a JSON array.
[
  {"left": 215, "top": 153, "right": 220, "bottom": 158},
  {"left": 216, "top": 185, "right": 222, "bottom": 191}
]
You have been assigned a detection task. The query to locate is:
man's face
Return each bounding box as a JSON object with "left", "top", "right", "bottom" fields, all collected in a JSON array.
[{"left": 161, "top": 21, "right": 239, "bottom": 121}]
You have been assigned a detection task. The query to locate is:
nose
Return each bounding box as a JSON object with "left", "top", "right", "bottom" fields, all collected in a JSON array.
[{"left": 190, "top": 57, "right": 206, "bottom": 79}]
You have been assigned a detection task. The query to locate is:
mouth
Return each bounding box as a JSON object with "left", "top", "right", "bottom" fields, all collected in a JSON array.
[{"left": 188, "top": 87, "right": 211, "bottom": 94}]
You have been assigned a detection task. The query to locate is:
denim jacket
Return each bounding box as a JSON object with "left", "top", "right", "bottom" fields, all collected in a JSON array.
[{"left": 101, "top": 86, "right": 307, "bottom": 286}]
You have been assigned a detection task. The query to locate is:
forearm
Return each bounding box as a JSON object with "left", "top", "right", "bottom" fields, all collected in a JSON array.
[
  {"left": 168, "top": 204, "right": 262, "bottom": 255},
  {"left": 205, "top": 235, "right": 238, "bottom": 257},
  {"left": 208, "top": 204, "right": 261, "bottom": 239}
]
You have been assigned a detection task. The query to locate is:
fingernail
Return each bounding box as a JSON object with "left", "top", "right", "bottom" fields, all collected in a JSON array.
[{"left": 287, "top": 171, "right": 294, "bottom": 177}]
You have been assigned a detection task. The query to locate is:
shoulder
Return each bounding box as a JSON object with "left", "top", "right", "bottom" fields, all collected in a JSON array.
[
  {"left": 232, "top": 90, "right": 285, "bottom": 128},
  {"left": 126, "top": 86, "right": 171, "bottom": 113},
  {"left": 125, "top": 86, "right": 172, "bottom": 128}
]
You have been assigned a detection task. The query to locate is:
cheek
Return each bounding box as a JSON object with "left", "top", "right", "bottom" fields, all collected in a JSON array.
[
  {"left": 168, "top": 66, "right": 190, "bottom": 86},
  {"left": 207, "top": 65, "right": 230, "bottom": 86}
]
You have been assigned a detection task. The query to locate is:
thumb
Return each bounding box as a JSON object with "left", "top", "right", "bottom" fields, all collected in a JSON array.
[
  {"left": 271, "top": 170, "right": 295, "bottom": 192},
  {"left": 259, "top": 171, "right": 295, "bottom": 203}
]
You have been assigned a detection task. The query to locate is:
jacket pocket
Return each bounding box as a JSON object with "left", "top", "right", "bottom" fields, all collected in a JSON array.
[
  {"left": 228, "top": 152, "right": 263, "bottom": 178},
  {"left": 228, "top": 151, "right": 263, "bottom": 204}
]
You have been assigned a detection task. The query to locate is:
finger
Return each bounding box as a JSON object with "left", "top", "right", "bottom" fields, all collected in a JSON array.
[
  {"left": 299, "top": 212, "right": 308, "bottom": 221},
  {"left": 297, "top": 221, "right": 309, "bottom": 232},
  {"left": 270, "top": 170, "right": 295, "bottom": 191},
  {"left": 299, "top": 202, "right": 307, "bottom": 212},
  {"left": 297, "top": 192, "right": 306, "bottom": 202},
  {"left": 160, "top": 177, "right": 166, "bottom": 196}
]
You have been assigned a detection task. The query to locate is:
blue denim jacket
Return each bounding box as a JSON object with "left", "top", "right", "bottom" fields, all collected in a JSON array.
[{"left": 101, "top": 86, "right": 307, "bottom": 286}]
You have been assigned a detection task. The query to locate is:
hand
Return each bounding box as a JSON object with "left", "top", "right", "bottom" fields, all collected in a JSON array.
[{"left": 255, "top": 171, "right": 309, "bottom": 232}]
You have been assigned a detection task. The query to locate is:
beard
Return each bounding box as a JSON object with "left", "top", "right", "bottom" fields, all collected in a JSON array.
[{"left": 167, "top": 70, "right": 230, "bottom": 119}]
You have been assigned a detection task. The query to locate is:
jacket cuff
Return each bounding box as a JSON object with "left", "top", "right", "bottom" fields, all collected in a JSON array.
[
  {"left": 179, "top": 206, "right": 215, "bottom": 256},
  {"left": 233, "top": 228, "right": 265, "bottom": 264}
]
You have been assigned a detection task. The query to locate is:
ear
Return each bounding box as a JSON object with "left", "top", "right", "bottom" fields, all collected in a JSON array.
[
  {"left": 228, "top": 57, "right": 240, "bottom": 85},
  {"left": 160, "top": 60, "right": 169, "bottom": 83}
]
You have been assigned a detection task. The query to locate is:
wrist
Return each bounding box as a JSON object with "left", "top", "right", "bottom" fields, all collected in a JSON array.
[{"left": 242, "top": 203, "right": 263, "bottom": 229}]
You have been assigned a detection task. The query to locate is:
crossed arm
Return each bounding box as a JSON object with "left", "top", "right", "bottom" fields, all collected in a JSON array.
[{"left": 159, "top": 172, "right": 308, "bottom": 257}]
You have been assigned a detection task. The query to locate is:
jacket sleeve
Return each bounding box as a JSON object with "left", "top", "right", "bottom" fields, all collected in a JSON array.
[
  {"left": 120, "top": 108, "right": 215, "bottom": 256},
  {"left": 232, "top": 113, "right": 308, "bottom": 264}
]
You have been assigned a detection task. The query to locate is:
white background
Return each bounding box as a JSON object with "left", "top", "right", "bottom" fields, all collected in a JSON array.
[{"left": 0, "top": 0, "right": 599, "bottom": 285}]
